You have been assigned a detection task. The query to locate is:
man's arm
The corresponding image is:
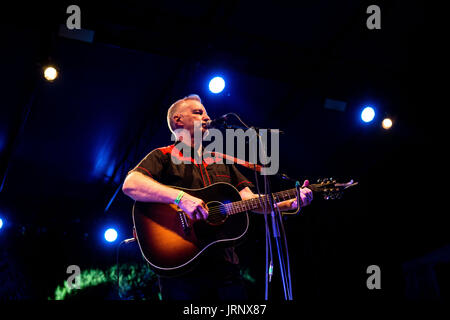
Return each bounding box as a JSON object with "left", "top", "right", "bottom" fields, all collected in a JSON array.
[
  {"left": 122, "top": 171, "right": 209, "bottom": 220},
  {"left": 123, "top": 171, "right": 179, "bottom": 203}
]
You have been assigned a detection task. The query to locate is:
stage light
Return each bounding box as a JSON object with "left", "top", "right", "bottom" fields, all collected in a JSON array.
[
  {"left": 209, "top": 76, "right": 225, "bottom": 94},
  {"left": 43, "top": 66, "right": 58, "bottom": 81},
  {"left": 361, "top": 106, "right": 375, "bottom": 123},
  {"left": 104, "top": 228, "right": 118, "bottom": 242},
  {"left": 382, "top": 118, "right": 393, "bottom": 130},
  {"left": 0, "top": 218, "right": 3, "bottom": 229}
]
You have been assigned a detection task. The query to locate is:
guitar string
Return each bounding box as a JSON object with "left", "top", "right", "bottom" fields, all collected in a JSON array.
[
  {"left": 196, "top": 193, "right": 298, "bottom": 223},
  {"left": 207, "top": 203, "right": 259, "bottom": 221},
  {"left": 204, "top": 195, "right": 289, "bottom": 223},
  {"left": 181, "top": 185, "right": 323, "bottom": 217},
  {"left": 180, "top": 187, "right": 314, "bottom": 221},
  {"left": 182, "top": 184, "right": 332, "bottom": 223},
  {"left": 193, "top": 190, "right": 299, "bottom": 218},
  {"left": 195, "top": 194, "right": 299, "bottom": 224},
  {"left": 200, "top": 205, "right": 250, "bottom": 223},
  {"left": 207, "top": 191, "right": 297, "bottom": 213},
  {"left": 206, "top": 199, "right": 264, "bottom": 216}
]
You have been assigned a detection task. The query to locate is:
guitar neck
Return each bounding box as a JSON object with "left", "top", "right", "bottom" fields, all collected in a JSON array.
[
  {"left": 225, "top": 188, "right": 298, "bottom": 215},
  {"left": 220, "top": 178, "right": 353, "bottom": 215}
]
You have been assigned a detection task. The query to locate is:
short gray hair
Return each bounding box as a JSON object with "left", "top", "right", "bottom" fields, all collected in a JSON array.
[{"left": 167, "top": 94, "right": 202, "bottom": 134}]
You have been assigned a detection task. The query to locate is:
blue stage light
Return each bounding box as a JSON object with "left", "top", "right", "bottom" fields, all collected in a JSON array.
[
  {"left": 361, "top": 106, "right": 375, "bottom": 123},
  {"left": 0, "top": 218, "right": 3, "bottom": 230},
  {"left": 209, "top": 76, "right": 225, "bottom": 94},
  {"left": 104, "top": 228, "right": 118, "bottom": 242}
]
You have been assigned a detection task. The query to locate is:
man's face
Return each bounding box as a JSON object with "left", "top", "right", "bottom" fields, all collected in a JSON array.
[{"left": 176, "top": 99, "right": 210, "bottom": 138}]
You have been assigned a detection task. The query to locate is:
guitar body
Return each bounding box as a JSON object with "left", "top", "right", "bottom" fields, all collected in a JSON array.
[{"left": 132, "top": 182, "right": 248, "bottom": 276}]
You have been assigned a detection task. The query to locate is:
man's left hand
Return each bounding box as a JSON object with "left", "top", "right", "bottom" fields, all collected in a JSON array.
[{"left": 288, "top": 180, "right": 313, "bottom": 210}]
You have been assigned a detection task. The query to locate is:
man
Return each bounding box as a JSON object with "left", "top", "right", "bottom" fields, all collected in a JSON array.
[{"left": 122, "top": 94, "right": 313, "bottom": 300}]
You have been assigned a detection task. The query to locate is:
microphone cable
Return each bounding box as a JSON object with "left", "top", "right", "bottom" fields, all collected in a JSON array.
[
  {"left": 254, "top": 165, "right": 273, "bottom": 300},
  {"left": 229, "top": 112, "right": 274, "bottom": 301},
  {"left": 115, "top": 237, "right": 136, "bottom": 299},
  {"left": 231, "top": 111, "right": 293, "bottom": 300},
  {"left": 274, "top": 195, "right": 293, "bottom": 299}
]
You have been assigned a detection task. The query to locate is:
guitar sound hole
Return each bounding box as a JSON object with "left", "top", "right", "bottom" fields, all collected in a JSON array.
[{"left": 206, "top": 201, "right": 228, "bottom": 226}]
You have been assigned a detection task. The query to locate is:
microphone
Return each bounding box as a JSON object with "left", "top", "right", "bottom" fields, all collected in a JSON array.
[
  {"left": 206, "top": 113, "right": 284, "bottom": 133},
  {"left": 205, "top": 114, "right": 229, "bottom": 128}
]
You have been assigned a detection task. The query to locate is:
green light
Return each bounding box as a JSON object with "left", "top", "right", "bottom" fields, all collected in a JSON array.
[{"left": 50, "top": 263, "right": 157, "bottom": 300}]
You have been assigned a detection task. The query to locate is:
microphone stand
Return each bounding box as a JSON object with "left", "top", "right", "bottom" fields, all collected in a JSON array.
[
  {"left": 224, "top": 114, "right": 294, "bottom": 301},
  {"left": 258, "top": 131, "right": 294, "bottom": 301}
]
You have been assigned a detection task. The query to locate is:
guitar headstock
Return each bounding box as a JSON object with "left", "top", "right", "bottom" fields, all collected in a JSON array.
[{"left": 307, "top": 178, "right": 358, "bottom": 200}]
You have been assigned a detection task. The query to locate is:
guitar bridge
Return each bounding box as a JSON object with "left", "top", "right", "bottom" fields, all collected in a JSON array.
[{"left": 177, "top": 209, "right": 191, "bottom": 235}]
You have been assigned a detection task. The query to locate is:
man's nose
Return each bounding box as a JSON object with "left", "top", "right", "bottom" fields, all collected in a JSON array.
[{"left": 203, "top": 114, "right": 210, "bottom": 122}]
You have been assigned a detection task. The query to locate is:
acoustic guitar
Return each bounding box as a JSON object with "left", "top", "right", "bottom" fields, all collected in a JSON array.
[{"left": 132, "top": 179, "right": 357, "bottom": 276}]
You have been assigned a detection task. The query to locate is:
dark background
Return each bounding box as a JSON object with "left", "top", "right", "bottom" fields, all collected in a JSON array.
[{"left": 1, "top": 0, "right": 444, "bottom": 302}]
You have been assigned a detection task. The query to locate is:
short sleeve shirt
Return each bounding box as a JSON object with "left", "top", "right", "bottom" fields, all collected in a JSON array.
[
  {"left": 129, "top": 141, "right": 254, "bottom": 192},
  {"left": 128, "top": 141, "right": 255, "bottom": 268}
]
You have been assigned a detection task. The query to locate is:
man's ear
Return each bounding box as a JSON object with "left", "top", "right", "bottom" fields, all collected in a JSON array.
[{"left": 173, "top": 114, "right": 183, "bottom": 128}]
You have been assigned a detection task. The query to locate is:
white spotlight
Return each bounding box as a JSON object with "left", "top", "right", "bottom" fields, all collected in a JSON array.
[
  {"left": 382, "top": 118, "right": 393, "bottom": 130},
  {"left": 361, "top": 107, "right": 375, "bottom": 123},
  {"left": 104, "top": 228, "right": 118, "bottom": 242},
  {"left": 209, "top": 76, "right": 225, "bottom": 94},
  {"left": 43, "top": 66, "right": 58, "bottom": 81}
]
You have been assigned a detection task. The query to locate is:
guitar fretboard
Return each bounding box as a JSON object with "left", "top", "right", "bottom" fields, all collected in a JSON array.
[{"left": 223, "top": 188, "right": 298, "bottom": 215}]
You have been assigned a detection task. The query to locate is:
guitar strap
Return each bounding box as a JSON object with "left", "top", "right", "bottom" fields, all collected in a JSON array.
[{"left": 204, "top": 151, "right": 263, "bottom": 173}]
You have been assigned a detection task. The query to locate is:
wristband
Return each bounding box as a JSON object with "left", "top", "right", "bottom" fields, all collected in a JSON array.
[{"left": 174, "top": 191, "right": 185, "bottom": 205}]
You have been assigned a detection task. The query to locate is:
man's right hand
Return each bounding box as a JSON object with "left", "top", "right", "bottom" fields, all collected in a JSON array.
[{"left": 177, "top": 193, "right": 209, "bottom": 221}]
